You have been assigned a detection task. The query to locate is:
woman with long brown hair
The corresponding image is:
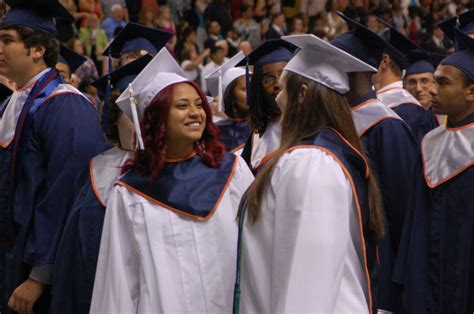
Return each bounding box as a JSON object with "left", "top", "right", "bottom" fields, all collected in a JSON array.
[
  {"left": 236, "top": 35, "right": 385, "bottom": 313},
  {"left": 90, "top": 48, "right": 254, "bottom": 313}
]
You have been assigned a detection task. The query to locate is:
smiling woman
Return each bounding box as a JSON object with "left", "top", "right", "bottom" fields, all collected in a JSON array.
[{"left": 90, "top": 48, "right": 254, "bottom": 313}]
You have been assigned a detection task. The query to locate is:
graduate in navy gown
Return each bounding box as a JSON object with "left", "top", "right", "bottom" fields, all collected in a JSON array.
[
  {"left": 394, "top": 27, "right": 474, "bottom": 313},
  {"left": 373, "top": 19, "right": 438, "bottom": 142},
  {"left": 55, "top": 44, "right": 86, "bottom": 84},
  {"left": 237, "top": 33, "right": 384, "bottom": 313},
  {"left": 236, "top": 40, "right": 297, "bottom": 171},
  {"left": 331, "top": 13, "right": 420, "bottom": 313},
  {"left": 205, "top": 51, "right": 251, "bottom": 154},
  {"left": 403, "top": 50, "right": 446, "bottom": 126},
  {"left": 50, "top": 55, "right": 152, "bottom": 314},
  {"left": 0, "top": 2, "right": 107, "bottom": 313}
]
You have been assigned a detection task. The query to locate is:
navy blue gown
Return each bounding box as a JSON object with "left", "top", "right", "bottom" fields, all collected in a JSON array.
[{"left": 217, "top": 119, "right": 251, "bottom": 153}]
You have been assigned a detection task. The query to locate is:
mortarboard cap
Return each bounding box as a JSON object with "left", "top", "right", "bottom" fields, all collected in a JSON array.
[
  {"left": 437, "top": 10, "right": 474, "bottom": 41},
  {"left": 282, "top": 34, "right": 376, "bottom": 94},
  {"left": 0, "top": 0, "right": 73, "bottom": 36},
  {"left": 205, "top": 51, "right": 247, "bottom": 98},
  {"left": 405, "top": 49, "right": 445, "bottom": 77},
  {"left": 377, "top": 17, "right": 422, "bottom": 70},
  {"left": 235, "top": 39, "right": 297, "bottom": 68},
  {"left": 440, "top": 27, "right": 474, "bottom": 82},
  {"left": 103, "top": 22, "right": 173, "bottom": 58},
  {"left": 116, "top": 48, "right": 189, "bottom": 150},
  {"left": 58, "top": 45, "right": 87, "bottom": 74},
  {"left": 331, "top": 12, "right": 386, "bottom": 69},
  {"left": 92, "top": 54, "right": 152, "bottom": 93}
]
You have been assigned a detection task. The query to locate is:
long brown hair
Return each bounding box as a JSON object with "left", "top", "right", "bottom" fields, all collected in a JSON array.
[{"left": 241, "top": 71, "right": 385, "bottom": 239}]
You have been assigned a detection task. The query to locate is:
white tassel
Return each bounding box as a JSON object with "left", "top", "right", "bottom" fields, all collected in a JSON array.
[
  {"left": 217, "top": 68, "right": 223, "bottom": 112},
  {"left": 128, "top": 84, "right": 145, "bottom": 150}
]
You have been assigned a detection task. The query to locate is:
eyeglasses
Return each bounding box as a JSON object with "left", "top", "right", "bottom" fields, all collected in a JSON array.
[
  {"left": 406, "top": 78, "right": 436, "bottom": 88},
  {"left": 261, "top": 70, "right": 283, "bottom": 86}
]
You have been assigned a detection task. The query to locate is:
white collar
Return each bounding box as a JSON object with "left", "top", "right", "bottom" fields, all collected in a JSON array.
[{"left": 377, "top": 81, "right": 403, "bottom": 94}]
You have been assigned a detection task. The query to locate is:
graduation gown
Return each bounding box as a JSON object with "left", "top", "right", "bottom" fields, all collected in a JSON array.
[
  {"left": 51, "top": 147, "right": 131, "bottom": 314},
  {"left": 350, "top": 93, "right": 420, "bottom": 311},
  {"left": 241, "top": 120, "right": 281, "bottom": 172},
  {"left": 90, "top": 153, "right": 254, "bottom": 313},
  {"left": 394, "top": 119, "right": 474, "bottom": 313},
  {"left": 377, "top": 81, "right": 438, "bottom": 142},
  {"left": 240, "top": 128, "right": 378, "bottom": 313},
  {"left": 0, "top": 68, "right": 107, "bottom": 312},
  {"left": 216, "top": 118, "right": 251, "bottom": 154}
]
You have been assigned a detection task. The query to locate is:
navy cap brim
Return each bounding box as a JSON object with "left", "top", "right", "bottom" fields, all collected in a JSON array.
[
  {"left": 103, "top": 22, "right": 173, "bottom": 58},
  {"left": 440, "top": 27, "right": 474, "bottom": 82},
  {"left": 92, "top": 54, "right": 153, "bottom": 93},
  {"left": 58, "top": 45, "right": 87, "bottom": 73},
  {"left": 0, "top": 0, "right": 73, "bottom": 35},
  {"left": 235, "top": 39, "right": 298, "bottom": 67}
]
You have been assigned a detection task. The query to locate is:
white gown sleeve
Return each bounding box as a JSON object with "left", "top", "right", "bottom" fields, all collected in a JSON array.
[
  {"left": 229, "top": 156, "right": 255, "bottom": 207},
  {"left": 269, "top": 149, "right": 365, "bottom": 312},
  {"left": 90, "top": 186, "right": 140, "bottom": 313}
]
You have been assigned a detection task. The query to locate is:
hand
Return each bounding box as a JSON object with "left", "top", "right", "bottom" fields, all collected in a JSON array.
[{"left": 8, "top": 278, "right": 47, "bottom": 314}]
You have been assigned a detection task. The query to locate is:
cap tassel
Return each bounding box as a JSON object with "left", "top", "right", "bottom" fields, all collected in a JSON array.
[
  {"left": 101, "top": 53, "right": 113, "bottom": 133},
  {"left": 217, "top": 68, "right": 223, "bottom": 112},
  {"left": 245, "top": 58, "right": 252, "bottom": 107},
  {"left": 128, "top": 84, "right": 145, "bottom": 150}
]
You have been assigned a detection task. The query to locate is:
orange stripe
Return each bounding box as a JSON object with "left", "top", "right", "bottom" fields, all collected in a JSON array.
[
  {"left": 230, "top": 143, "right": 245, "bottom": 154},
  {"left": 285, "top": 144, "right": 373, "bottom": 314},
  {"left": 0, "top": 138, "right": 13, "bottom": 149},
  {"left": 358, "top": 116, "right": 399, "bottom": 137},
  {"left": 90, "top": 159, "right": 107, "bottom": 207},
  {"left": 351, "top": 98, "right": 378, "bottom": 111},
  {"left": 115, "top": 156, "right": 239, "bottom": 221}
]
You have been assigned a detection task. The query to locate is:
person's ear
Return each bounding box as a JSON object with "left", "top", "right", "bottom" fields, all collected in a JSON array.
[
  {"left": 298, "top": 83, "right": 308, "bottom": 104},
  {"left": 30, "top": 44, "right": 46, "bottom": 62},
  {"left": 465, "top": 83, "right": 474, "bottom": 103}
]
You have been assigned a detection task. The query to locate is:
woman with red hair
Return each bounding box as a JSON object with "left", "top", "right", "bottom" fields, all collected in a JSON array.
[{"left": 90, "top": 48, "right": 254, "bottom": 313}]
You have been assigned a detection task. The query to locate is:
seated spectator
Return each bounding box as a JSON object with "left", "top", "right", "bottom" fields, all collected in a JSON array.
[
  {"left": 233, "top": 4, "right": 261, "bottom": 50},
  {"left": 78, "top": 15, "right": 108, "bottom": 69},
  {"left": 102, "top": 0, "right": 128, "bottom": 19},
  {"left": 289, "top": 14, "right": 305, "bottom": 35},
  {"left": 201, "top": 45, "right": 227, "bottom": 92},
  {"left": 266, "top": 12, "right": 287, "bottom": 39},
  {"left": 156, "top": 4, "right": 177, "bottom": 56},
  {"left": 180, "top": 46, "right": 210, "bottom": 84},
  {"left": 239, "top": 40, "right": 253, "bottom": 55},
  {"left": 78, "top": 0, "right": 103, "bottom": 26},
  {"left": 177, "top": 26, "right": 201, "bottom": 61},
  {"left": 225, "top": 31, "right": 240, "bottom": 57},
  {"left": 204, "top": 0, "right": 233, "bottom": 36},
  {"left": 101, "top": 4, "right": 127, "bottom": 39},
  {"left": 422, "top": 26, "right": 453, "bottom": 55},
  {"left": 365, "top": 14, "right": 381, "bottom": 34},
  {"left": 205, "top": 20, "right": 224, "bottom": 49},
  {"left": 137, "top": 5, "right": 156, "bottom": 27}
]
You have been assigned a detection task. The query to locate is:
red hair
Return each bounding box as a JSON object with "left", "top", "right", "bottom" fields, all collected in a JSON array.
[{"left": 123, "top": 81, "right": 225, "bottom": 180}]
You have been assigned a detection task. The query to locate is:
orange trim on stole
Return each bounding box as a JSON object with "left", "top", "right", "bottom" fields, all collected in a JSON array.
[
  {"left": 89, "top": 159, "right": 107, "bottom": 208},
  {"left": 115, "top": 156, "right": 240, "bottom": 221},
  {"left": 358, "top": 116, "right": 399, "bottom": 138},
  {"left": 230, "top": 144, "right": 245, "bottom": 154},
  {"left": 350, "top": 98, "right": 378, "bottom": 111},
  {"left": 0, "top": 138, "right": 13, "bottom": 149},
  {"left": 284, "top": 144, "right": 374, "bottom": 314},
  {"left": 446, "top": 122, "right": 474, "bottom": 132}
]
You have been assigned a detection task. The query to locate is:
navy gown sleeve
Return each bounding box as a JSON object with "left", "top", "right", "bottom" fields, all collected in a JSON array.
[
  {"left": 51, "top": 174, "right": 106, "bottom": 314},
  {"left": 18, "top": 93, "right": 107, "bottom": 268},
  {"left": 392, "top": 103, "right": 437, "bottom": 142}
]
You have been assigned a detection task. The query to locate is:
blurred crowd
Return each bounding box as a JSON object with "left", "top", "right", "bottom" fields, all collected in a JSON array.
[{"left": 2, "top": 0, "right": 473, "bottom": 98}]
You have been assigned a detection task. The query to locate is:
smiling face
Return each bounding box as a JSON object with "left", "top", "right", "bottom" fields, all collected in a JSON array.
[
  {"left": 166, "top": 83, "right": 207, "bottom": 146},
  {"left": 404, "top": 72, "right": 435, "bottom": 109},
  {"left": 430, "top": 64, "right": 474, "bottom": 122}
]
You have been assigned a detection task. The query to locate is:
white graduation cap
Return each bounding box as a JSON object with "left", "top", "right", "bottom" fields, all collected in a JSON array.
[
  {"left": 281, "top": 34, "right": 377, "bottom": 94},
  {"left": 116, "top": 47, "right": 189, "bottom": 150},
  {"left": 204, "top": 51, "right": 247, "bottom": 110}
]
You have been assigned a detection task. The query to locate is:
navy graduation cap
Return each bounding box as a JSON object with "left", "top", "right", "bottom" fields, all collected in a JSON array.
[
  {"left": 58, "top": 45, "right": 87, "bottom": 73},
  {"left": 102, "top": 22, "right": 173, "bottom": 58},
  {"left": 330, "top": 12, "right": 386, "bottom": 69},
  {"left": 437, "top": 10, "right": 474, "bottom": 40},
  {"left": 92, "top": 54, "right": 153, "bottom": 93},
  {"left": 235, "top": 39, "right": 298, "bottom": 68},
  {"left": 405, "top": 49, "right": 445, "bottom": 77},
  {"left": 440, "top": 27, "right": 474, "bottom": 82},
  {"left": 0, "top": 0, "right": 73, "bottom": 35},
  {"left": 377, "top": 17, "right": 422, "bottom": 70}
]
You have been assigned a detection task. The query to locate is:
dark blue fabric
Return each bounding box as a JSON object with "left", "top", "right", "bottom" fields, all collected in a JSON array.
[
  {"left": 395, "top": 164, "right": 474, "bottom": 313},
  {"left": 121, "top": 152, "right": 236, "bottom": 218},
  {"left": 50, "top": 171, "right": 105, "bottom": 314},
  {"left": 360, "top": 116, "right": 420, "bottom": 312},
  {"left": 240, "top": 134, "right": 253, "bottom": 170},
  {"left": 392, "top": 103, "right": 438, "bottom": 143},
  {"left": 217, "top": 119, "right": 251, "bottom": 152},
  {"left": 1, "top": 80, "right": 107, "bottom": 312},
  {"left": 297, "top": 128, "right": 379, "bottom": 312}
]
